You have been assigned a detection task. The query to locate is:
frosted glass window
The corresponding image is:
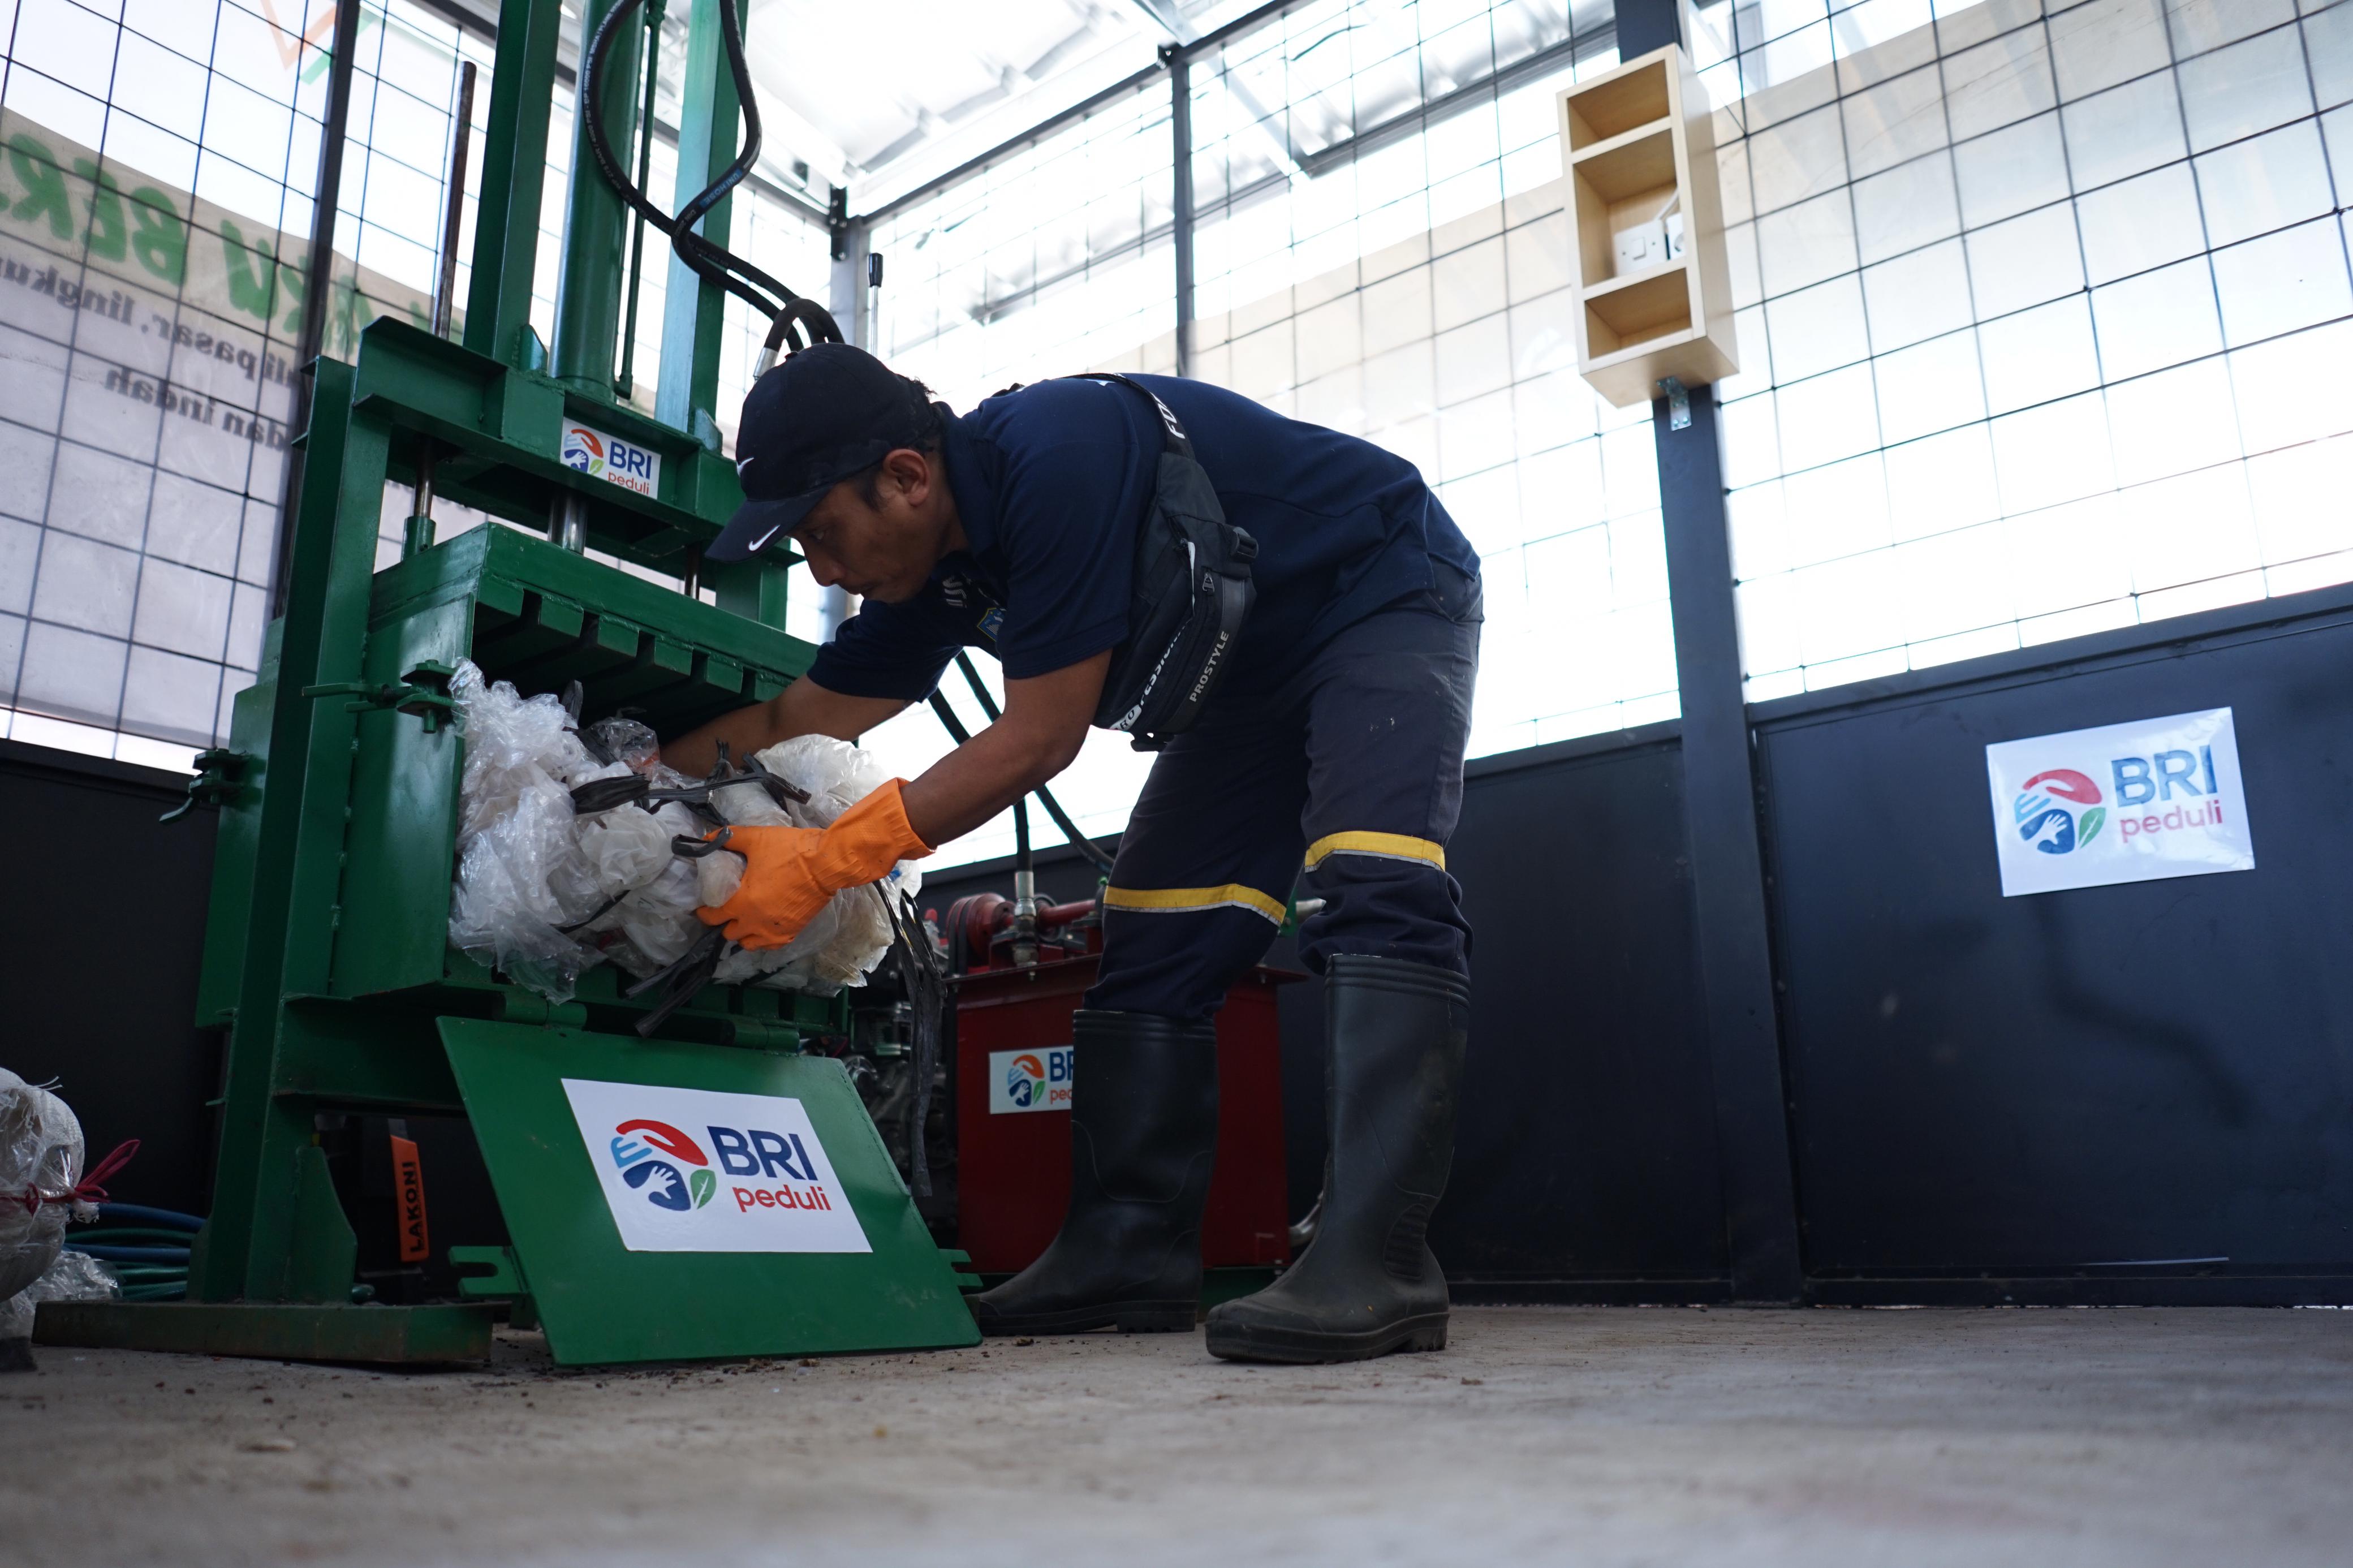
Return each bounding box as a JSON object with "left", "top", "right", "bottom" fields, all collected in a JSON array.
[
  {"left": 1842, "top": 63, "right": 1949, "bottom": 176},
  {"left": 1851, "top": 149, "right": 1962, "bottom": 263},
  {"left": 1699, "top": 0, "right": 2353, "bottom": 699},
  {"left": 2193, "top": 121, "right": 2336, "bottom": 249},
  {"left": 2089, "top": 256, "right": 2225, "bottom": 380},
  {"left": 1183, "top": 5, "right": 1655, "bottom": 765},
  {"left": 1748, "top": 103, "right": 1849, "bottom": 213},
  {"left": 2104, "top": 356, "right": 2244, "bottom": 487},
  {"left": 2167, "top": 1, "right": 2296, "bottom": 57},
  {"left": 1979, "top": 296, "right": 2102, "bottom": 413},
  {"left": 851, "top": 0, "right": 1635, "bottom": 859},
  {"left": 2060, "top": 70, "right": 2187, "bottom": 189},
  {"left": 2075, "top": 163, "right": 2208, "bottom": 284},
  {"left": 1964, "top": 203, "right": 2085, "bottom": 317},
  {"left": 2046, "top": 0, "right": 2173, "bottom": 104},
  {"left": 1758, "top": 189, "right": 1862, "bottom": 293},
  {"left": 1941, "top": 29, "right": 2057, "bottom": 141},
  {"left": 1951, "top": 111, "right": 2070, "bottom": 227},
  {"left": 1873, "top": 329, "right": 1989, "bottom": 443},
  {"left": 2175, "top": 24, "right": 2314, "bottom": 153},
  {"left": 1862, "top": 238, "right": 1975, "bottom": 350},
  {"left": 1765, "top": 275, "right": 1872, "bottom": 380},
  {"left": 2209, "top": 218, "right": 2353, "bottom": 346},
  {"left": 2311, "top": 3, "right": 2353, "bottom": 111}
]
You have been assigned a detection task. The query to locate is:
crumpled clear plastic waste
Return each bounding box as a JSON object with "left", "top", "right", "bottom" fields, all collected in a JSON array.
[
  {"left": 699, "top": 735, "right": 923, "bottom": 995},
  {"left": 446, "top": 663, "right": 619, "bottom": 1002},
  {"left": 0, "top": 1251, "right": 119, "bottom": 1343},
  {"left": 1, "top": 1068, "right": 98, "bottom": 1349},
  {"left": 446, "top": 661, "right": 919, "bottom": 1002}
]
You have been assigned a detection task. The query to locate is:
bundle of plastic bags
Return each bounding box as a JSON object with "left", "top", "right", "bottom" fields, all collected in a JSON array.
[
  {"left": 1, "top": 1070, "right": 120, "bottom": 1365},
  {"left": 446, "top": 660, "right": 920, "bottom": 1003}
]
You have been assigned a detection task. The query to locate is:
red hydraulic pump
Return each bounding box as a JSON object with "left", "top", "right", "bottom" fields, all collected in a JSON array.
[{"left": 942, "top": 889, "right": 1297, "bottom": 1276}]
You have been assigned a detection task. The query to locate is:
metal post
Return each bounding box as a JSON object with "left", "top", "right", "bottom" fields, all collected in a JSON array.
[
  {"left": 615, "top": 1, "right": 666, "bottom": 402},
  {"left": 463, "top": 0, "right": 562, "bottom": 369},
  {"left": 548, "top": 492, "right": 589, "bottom": 553},
  {"left": 1654, "top": 384, "right": 1803, "bottom": 1303},
  {"left": 432, "top": 61, "right": 479, "bottom": 341},
  {"left": 551, "top": 0, "right": 643, "bottom": 397},
  {"left": 656, "top": 0, "right": 743, "bottom": 439},
  {"left": 268, "top": 0, "right": 363, "bottom": 618},
  {"left": 407, "top": 58, "right": 478, "bottom": 561},
  {"left": 829, "top": 212, "right": 867, "bottom": 355},
  {"left": 1615, "top": 0, "right": 1683, "bottom": 55},
  {"left": 1167, "top": 45, "right": 1194, "bottom": 378},
  {"left": 1614, "top": 0, "right": 1803, "bottom": 1302}
]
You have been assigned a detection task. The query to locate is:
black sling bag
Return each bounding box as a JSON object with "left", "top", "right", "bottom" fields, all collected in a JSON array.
[{"left": 1069, "top": 373, "right": 1257, "bottom": 751}]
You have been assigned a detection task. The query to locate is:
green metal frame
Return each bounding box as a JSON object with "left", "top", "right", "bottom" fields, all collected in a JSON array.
[{"left": 40, "top": 0, "right": 958, "bottom": 1364}]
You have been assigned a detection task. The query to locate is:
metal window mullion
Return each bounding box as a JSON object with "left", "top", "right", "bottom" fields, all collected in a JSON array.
[{"left": 1171, "top": 48, "right": 1195, "bottom": 376}]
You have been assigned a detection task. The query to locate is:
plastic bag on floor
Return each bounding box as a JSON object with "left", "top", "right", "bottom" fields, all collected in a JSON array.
[{"left": 1, "top": 1069, "right": 87, "bottom": 1354}]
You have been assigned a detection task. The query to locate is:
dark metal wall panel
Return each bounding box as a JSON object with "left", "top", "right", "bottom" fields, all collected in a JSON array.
[
  {"left": 0, "top": 741, "right": 222, "bottom": 1214},
  {"left": 1753, "top": 592, "right": 2353, "bottom": 1294},
  {"left": 920, "top": 730, "right": 1731, "bottom": 1297},
  {"left": 1437, "top": 730, "right": 1726, "bottom": 1294}
]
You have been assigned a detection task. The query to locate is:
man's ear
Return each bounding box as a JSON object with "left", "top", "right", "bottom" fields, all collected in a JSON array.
[{"left": 881, "top": 446, "right": 933, "bottom": 509}]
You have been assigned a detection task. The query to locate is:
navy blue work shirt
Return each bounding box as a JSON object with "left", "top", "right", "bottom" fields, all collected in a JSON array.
[{"left": 805, "top": 374, "right": 1480, "bottom": 703}]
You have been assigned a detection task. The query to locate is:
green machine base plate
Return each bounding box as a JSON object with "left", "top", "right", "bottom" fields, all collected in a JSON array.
[
  {"left": 439, "top": 1021, "right": 981, "bottom": 1366},
  {"left": 32, "top": 1302, "right": 497, "bottom": 1364}
]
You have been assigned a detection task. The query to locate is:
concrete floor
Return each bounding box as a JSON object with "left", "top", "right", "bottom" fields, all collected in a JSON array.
[{"left": 2, "top": 1307, "right": 2348, "bottom": 1567}]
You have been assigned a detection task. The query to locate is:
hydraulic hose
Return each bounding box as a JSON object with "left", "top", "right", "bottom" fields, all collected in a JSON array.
[{"left": 581, "top": 0, "right": 842, "bottom": 348}]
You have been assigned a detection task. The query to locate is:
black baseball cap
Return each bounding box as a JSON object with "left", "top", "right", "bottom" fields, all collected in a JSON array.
[{"left": 707, "top": 343, "right": 938, "bottom": 562}]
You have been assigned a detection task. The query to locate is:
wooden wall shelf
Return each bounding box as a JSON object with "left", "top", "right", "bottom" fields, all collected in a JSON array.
[{"left": 1557, "top": 40, "right": 1738, "bottom": 408}]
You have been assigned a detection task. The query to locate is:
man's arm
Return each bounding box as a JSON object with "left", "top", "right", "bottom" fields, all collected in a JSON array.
[
  {"left": 664, "top": 675, "right": 911, "bottom": 776},
  {"left": 899, "top": 650, "right": 1108, "bottom": 846}
]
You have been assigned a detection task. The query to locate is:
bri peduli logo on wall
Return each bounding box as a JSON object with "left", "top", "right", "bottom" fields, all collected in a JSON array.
[
  {"left": 988, "top": 1046, "right": 1074, "bottom": 1115},
  {"left": 562, "top": 1080, "right": 872, "bottom": 1254},
  {"left": 1983, "top": 708, "right": 2256, "bottom": 897}
]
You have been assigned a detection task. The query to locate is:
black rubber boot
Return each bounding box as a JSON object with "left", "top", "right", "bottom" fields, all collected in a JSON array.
[
  {"left": 1205, "top": 954, "right": 1467, "bottom": 1363},
  {"left": 972, "top": 1010, "right": 1218, "bottom": 1336}
]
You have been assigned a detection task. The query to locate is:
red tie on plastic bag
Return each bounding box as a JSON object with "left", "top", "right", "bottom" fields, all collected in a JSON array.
[{"left": 14, "top": 1138, "right": 139, "bottom": 1216}]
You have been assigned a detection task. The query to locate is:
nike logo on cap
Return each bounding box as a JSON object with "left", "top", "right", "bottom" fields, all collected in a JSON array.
[{"left": 748, "top": 523, "right": 782, "bottom": 553}]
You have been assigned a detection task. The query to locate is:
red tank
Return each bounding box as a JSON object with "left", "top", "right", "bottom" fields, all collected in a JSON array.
[{"left": 951, "top": 920, "right": 1297, "bottom": 1275}]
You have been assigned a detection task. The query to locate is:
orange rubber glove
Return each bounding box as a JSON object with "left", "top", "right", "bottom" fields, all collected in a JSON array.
[{"left": 696, "top": 778, "right": 934, "bottom": 951}]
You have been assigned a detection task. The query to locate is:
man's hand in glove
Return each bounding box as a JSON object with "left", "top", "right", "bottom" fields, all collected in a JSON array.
[{"left": 697, "top": 779, "right": 934, "bottom": 950}]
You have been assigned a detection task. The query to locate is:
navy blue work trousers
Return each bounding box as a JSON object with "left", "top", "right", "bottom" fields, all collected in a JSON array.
[{"left": 1083, "top": 563, "right": 1481, "bottom": 1020}]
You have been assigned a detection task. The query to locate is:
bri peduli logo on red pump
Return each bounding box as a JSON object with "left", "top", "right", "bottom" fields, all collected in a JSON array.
[
  {"left": 1006, "top": 1053, "right": 1048, "bottom": 1108},
  {"left": 564, "top": 1080, "right": 871, "bottom": 1254},
  {"left": 988, "top": 1046, "right": 1073, "bottom": 1115}
]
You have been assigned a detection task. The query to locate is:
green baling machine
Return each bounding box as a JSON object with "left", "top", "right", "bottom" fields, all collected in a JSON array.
[{"left": 36, "top": 0, "right": 980, "bottom": 1366}]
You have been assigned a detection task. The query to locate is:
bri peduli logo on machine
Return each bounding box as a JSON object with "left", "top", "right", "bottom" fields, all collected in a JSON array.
[
  {"left": 559, "top": 421, "right": 661, "bottom": 497},
  {"left": 609, "top": 1114, "right": 841, "bottom": 1216},
  {"left": 607, "top": 1119, "right": 719, "bottom": 1212},
  {"left": 2012, "top": 769, "right": 2105, "bottom": 856}
]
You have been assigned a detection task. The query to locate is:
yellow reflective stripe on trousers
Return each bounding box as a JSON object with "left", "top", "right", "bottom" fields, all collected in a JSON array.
[
  {"left": 1302, "top": 830, "right": 1447, "bottom": 872},
  {"left": 1102, "top": 882, "right": 1288, "bottom": 924}
]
